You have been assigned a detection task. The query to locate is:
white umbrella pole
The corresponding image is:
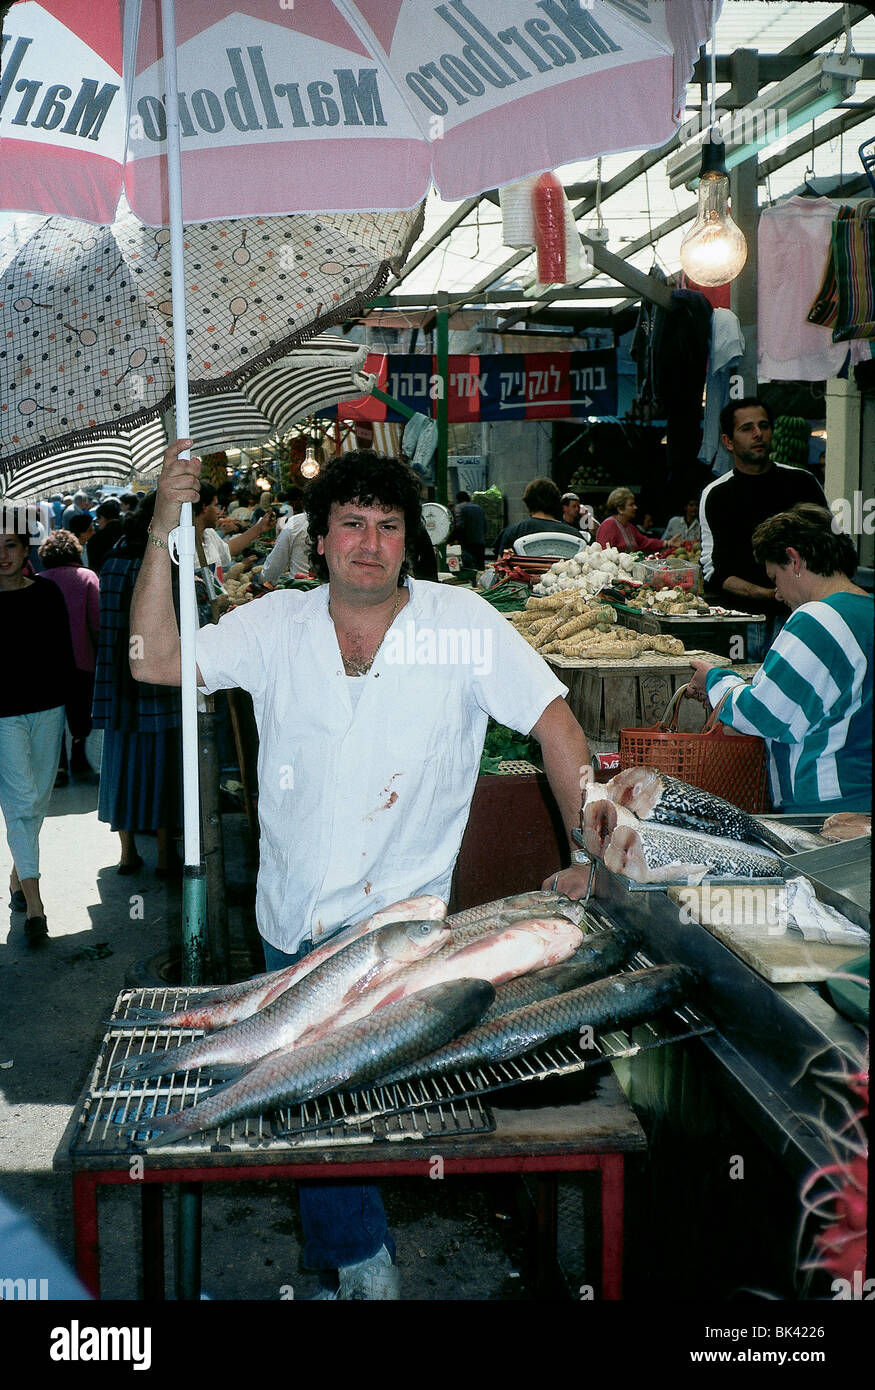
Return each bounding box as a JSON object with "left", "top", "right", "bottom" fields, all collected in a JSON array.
[{"left": 160, "top": 0, "right": 206, "bottom": 990}]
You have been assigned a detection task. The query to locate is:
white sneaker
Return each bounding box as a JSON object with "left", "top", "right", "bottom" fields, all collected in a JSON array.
[{"left": 336, "top": 1244, "right": 399, "bottom": 1300}]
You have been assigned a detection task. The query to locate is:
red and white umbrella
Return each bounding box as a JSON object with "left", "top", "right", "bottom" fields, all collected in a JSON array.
[{"left": 2, "top": 1, "right": 716, "bottom": 224}]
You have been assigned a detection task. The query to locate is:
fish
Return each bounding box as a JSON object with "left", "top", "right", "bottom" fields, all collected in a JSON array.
[
  {"left": 584, "top": 800, "right": 782, "bottom": 883},
  {"left": 112, "top": 895, "right": 448, "bottom": 1031},
  {"left": 479, "top": 926, "right": 639, "bottom": 1022},
  {"left": 297, "top": 917, "right": 584, "bottom": 1042},
  {"left": 821, "top": 812, "right": 871, "bottom": 842},
  {"left": 750, "top": 818, "right": 827, "bottom": 854},
  {"left": 603, "top": 767, "right": 793, "bottom": 853},
  {"left": 120, "top": 979, "right": 496, "bottom": 1147},
  {"left": 109, "top": 918, "right": 451, "bottom": 1082},
  {"left": 446, "top": 891, "right": 585, "bottom": 933},
  {"left": 374, "top": 965, "right": 697, "bottom": 1085}
]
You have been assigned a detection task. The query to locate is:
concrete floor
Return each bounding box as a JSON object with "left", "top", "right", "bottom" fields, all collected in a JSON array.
[{"left": 0, "top": 730, "right": 584, "bottom": 1302}]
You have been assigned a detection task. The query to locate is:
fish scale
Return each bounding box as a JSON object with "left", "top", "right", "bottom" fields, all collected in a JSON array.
[
  {"left": 121, "top": 980, "right": 496, "bottom": 1147},
  {"left": 479, "top": 927, "right": 638, "bottom": 1022}
]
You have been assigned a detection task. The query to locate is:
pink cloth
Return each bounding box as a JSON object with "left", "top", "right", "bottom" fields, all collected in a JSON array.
[
  {"left": 595, "top": 517, "right": 663, "bottom": 554},
  {"left": 41, "top": 565, "right": 100, "bottom": 672},
  {"left": 758, "top": 196, "right": 850, "bottom": 381}
]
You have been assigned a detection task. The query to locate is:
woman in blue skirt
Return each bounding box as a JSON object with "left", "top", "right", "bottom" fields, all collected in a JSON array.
[{"left": 92, "top": 495, "right": 182, "bottom": 877}]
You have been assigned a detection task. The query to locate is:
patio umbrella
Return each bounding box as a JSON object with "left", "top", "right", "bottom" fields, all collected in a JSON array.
[
  {"left": 0, "top": 336, "right": 374, "bottom": 497},
  {"left": 0, "top": 0, "right": 717, "bottom": 982}
]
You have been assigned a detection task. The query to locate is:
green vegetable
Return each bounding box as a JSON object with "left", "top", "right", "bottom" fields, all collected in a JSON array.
[{"left": 479, "top": 719, "right": 541, "bottom": 774}]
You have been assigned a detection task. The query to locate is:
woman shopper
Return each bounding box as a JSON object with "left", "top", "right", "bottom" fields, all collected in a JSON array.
[
  {"left": 687, "top": 505, "right": 872, "bottom": 814},
  {"left": 0, "top": 526, "right": 75, "bottom": 945},
  {"left": 38, "top": 529, "right": 100, "bottom": 784},
  {"left": 92, "top": 495, "right": 183, "bottom": 877},
  {"left": 595, "top": 487, "right": 664, "bottom": 554}
]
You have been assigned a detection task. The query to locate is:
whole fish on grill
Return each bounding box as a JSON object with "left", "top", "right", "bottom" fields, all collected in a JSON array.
[
  {"left": 112, "top": 895, "right": 448, "bottom": 1031},
  {"left": 480, "top": 926, "right": 639, "bottom": 1022},
  {"left": 446, "top": 891, "right": 585, "bottom": 934},
  {"left": 603, "top": 767, "right": 794, "bottom": 853},
  {"left": 110, "top": 918, "right": 451, "bottom": 1081},
  {"left": 120, "top": 979, "right": 496, "bottom": 1147},
  {"left": 297, "top": 916, "right": 584, "bottom": 1042},
  {"left": 374, "top": 965, "right": 696, "bottom": 1085},
  {"left": 583, "top": 800, "right": 782, "bottom": 883}
]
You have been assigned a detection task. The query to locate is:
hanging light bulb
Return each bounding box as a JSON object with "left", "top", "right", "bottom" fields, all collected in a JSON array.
[
  {"left": 300, "top": 444, "right": 320, "bottom": 479},
  {"left": 679, "top": 136, "right": 748, "bottom": 286}
]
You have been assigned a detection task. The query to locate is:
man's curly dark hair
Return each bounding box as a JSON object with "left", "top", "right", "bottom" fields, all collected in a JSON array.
[{"left": 304, "top": 452, "right": 423, "bottom": 584}]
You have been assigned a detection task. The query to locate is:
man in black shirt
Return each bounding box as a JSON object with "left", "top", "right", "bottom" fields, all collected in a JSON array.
[{"left": 700, "top": 398, "right": 826, "bottom": 625}]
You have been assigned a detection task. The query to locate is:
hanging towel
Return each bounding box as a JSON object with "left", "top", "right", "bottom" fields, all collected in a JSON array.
[
  {"left": 759, "top": 196, "right": 850, "bottom": 381},
  {"left": 699, "top": 308, "right": 745, "bottom": 476},
  {"left": 830, "top": 203, "right": 875, "bottom": 341}
]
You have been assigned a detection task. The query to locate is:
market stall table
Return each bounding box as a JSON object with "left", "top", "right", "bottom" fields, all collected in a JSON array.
[
  {"left": 546, "top": 651, "right": 760, "bottom": 747},
  {"left": 55, "top": 1003, "right": 648, "bottom": 1300}
]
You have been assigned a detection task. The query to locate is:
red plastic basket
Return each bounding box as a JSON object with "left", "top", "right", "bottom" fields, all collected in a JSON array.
[{"left": 619, "top": 684, "right": 771, "bottom": 814}]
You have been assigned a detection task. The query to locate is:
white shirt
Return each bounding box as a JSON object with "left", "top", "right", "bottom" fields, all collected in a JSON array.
[
  {"left": 200, "top": 527, "right": 232, "bottom": 584},
  {"left": 259, "top": 512, "right": 310, "bottom": 585},
  {"left": 196, "top": 578, "right": 566, "bottom": 951}
]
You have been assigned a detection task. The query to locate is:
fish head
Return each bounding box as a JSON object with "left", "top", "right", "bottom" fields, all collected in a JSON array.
[
  {"left": 607, "top": 766, "right": 661, "bottom": 815},
  {"left": 384, "top": 918, "right": 453, "bottom": 962}
]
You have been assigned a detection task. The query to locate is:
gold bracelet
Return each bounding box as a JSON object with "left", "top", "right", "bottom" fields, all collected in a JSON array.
[{"left": 147, "top": 524, "right": 170, "bottom": 551}]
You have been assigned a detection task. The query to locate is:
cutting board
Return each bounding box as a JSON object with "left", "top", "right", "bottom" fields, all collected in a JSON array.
[{"left": 667, "top": 885, "right": 867, "bottom": 983}]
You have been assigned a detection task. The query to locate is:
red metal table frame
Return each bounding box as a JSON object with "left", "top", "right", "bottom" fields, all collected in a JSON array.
[{"left": 63, "top": 1075, "right": 646, "bottom": 1301}]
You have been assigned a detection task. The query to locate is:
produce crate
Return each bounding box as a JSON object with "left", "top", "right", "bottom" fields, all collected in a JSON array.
[
  {"left": 547, "top": 652, "right": 761, "bottom": 748},
  {"left": 634, "top": 558, "right": 700, "bottom": 592},
  {"left": 611, "top": 606, "right": 767, "bottom": 662}
]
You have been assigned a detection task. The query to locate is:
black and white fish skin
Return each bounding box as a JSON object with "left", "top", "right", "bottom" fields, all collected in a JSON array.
[
  {"left": 374, "top": 965, "right": 696, "bottom": 1085},
  {"left": 604, "top": 768, "right": 791, "bottom": 852},
  {"left": 584, "top": 800, "right": 782, "bottom": 883}
]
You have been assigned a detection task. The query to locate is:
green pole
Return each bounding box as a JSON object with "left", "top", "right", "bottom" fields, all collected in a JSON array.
[
  {"left": 181, "top": 865, "right": 207, "bottom": 986},
  {"left": 435, "top": 292, "right": 449, "bottom": 508}
]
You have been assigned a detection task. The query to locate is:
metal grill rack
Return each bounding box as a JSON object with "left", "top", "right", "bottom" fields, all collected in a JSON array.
[
  {"left": 77, "top": 910, "right": 710, "bottom": 1156},
  {"left": 70, "top": 987, "right": 495, "bottom": 1159}
]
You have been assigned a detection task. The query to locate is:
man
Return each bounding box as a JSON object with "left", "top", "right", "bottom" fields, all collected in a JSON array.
[
  {"left": 131, "top": 441, "right": 592, "bottom": 1300},
  {"left": 494, "top": 478, "right": 583, "bottom": 558},
  {"left": 119, "top": 493, "right": 139, "bottom": 517},
  {"left": 451, "top": 491, "right": 487, "bottom": 569},
  {"left": 196, "top": 483, "right": 275, "bottom": 594},
  {"left": 87, "top": 498, "right": 124, "bottom": 577},
  {"left": 258, "top": 496, "right": 311, "bottom": 585},
  {"left": 662, "top": 498, "right": 701, "bottom": 547},
  {"left": 61, "top": 491, "right": 92, "bottom": 530},
  {"left": 561, "top": 492, "right": 581, "bottom": 529},
  {"left": 700, "top": 398, "right": 826, "bottom": 628},
  {"left": 68, "top": 512, "right": 95, "bottom": 567}
]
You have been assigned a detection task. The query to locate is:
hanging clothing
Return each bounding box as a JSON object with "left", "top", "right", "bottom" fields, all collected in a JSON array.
[
  {"left": 652, "top": 289, "right": 712, "bottom": 504},
  {"left": 629, "top": 264, "right": 668, "bottom": 417},
  {"left": 758, "top": 196, "right": 851, "bottom": 381},
  {"left": 699, "top": 308, "right": 745, "bottom": 476}
]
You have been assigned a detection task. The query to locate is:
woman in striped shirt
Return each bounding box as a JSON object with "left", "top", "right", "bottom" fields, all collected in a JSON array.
[{"left": 687, "top": 506, "right": 871, "bottom": 815}]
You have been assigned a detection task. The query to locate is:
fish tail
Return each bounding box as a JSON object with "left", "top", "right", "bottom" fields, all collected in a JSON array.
[{"left": 108, "top": 1006, "right": 170, "bottom": 1028}]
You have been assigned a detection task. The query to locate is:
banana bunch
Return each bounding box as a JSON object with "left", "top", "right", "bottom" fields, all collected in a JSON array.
[{"left": 771, "top": 416, "right": 810, "bottom": 466}]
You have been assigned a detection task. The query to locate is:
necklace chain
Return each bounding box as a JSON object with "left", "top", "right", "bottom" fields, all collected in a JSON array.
[{"left": 331, "top": 588, "right": 402, "bottom": 677}]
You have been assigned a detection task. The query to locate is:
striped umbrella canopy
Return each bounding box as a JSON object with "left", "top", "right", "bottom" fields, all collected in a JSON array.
[{"left": 0, "top": 336, "right": 372, "bottom": 499}]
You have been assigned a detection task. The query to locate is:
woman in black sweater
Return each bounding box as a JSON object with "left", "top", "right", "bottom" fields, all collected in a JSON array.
[{"left": 0, "top": 526, "right": 75, "bottom": 945}]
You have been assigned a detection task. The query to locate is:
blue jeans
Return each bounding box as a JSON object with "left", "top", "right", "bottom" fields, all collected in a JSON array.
[{"left": 261, "top": 937, "right": 393, "bottom": 1271}]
